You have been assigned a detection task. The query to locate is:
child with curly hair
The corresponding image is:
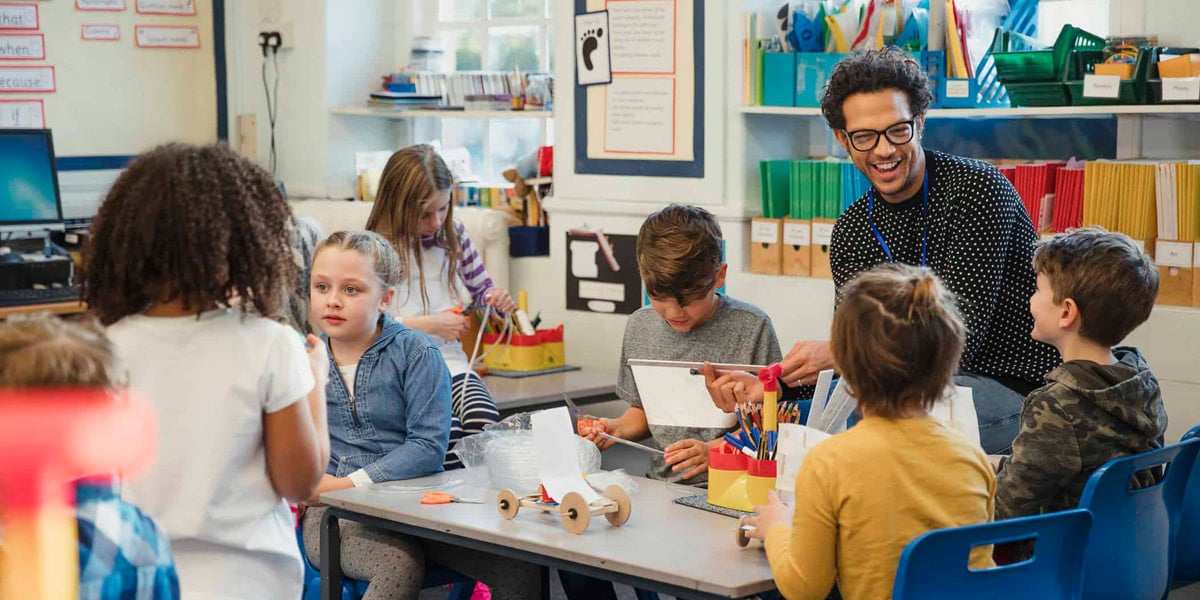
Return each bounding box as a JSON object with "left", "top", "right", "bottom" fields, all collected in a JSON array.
[{"left": 83, "top": 143, "right": 330, "bottom": 599}]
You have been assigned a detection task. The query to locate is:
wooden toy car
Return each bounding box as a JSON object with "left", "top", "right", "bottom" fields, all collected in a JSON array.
[{"left": 496, "top": 485, "right": 631, "bottom": 534}]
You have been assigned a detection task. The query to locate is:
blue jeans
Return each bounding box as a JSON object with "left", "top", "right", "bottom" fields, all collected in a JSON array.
[{"left": 954, "top": 372, "right": 1024, "bottom": 454}]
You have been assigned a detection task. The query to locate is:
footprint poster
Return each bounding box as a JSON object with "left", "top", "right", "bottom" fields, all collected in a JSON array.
[{"left": 575, "top": 10, "right": 611, "bottom": 86}]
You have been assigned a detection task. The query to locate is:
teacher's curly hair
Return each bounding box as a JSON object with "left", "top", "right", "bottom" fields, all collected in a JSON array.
[
  {"left": 83, "top": 143, "right": 297, "bottom": 326},
  {"left": 820, "top": 48, "right": 934, "bottom": 131}
]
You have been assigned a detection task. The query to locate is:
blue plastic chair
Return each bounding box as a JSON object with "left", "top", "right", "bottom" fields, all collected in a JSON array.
[
  {"left": 296, "top": 522, "right": 475, "bottom": 600},
  {"left": 1175, "top": 426, "right": 1200, "bottom": 585},
  {"left": 892, "top": 509, "right": 1092, "bottom": 599},
  {"left": 1077, "top": 438, "right": 1200, "bottom": 600}
]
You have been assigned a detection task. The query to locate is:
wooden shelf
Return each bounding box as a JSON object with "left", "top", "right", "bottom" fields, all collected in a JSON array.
[
  {"left": 739, "top": 104, "right": 1200, "bottom": 118},
  {"left": 331, "top": 106, "right": 554, "bottom": 119}
]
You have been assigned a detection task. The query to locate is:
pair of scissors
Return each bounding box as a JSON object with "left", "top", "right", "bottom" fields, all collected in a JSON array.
[{"left": 420, "top": 491, "right": 484, "bottom": 505}]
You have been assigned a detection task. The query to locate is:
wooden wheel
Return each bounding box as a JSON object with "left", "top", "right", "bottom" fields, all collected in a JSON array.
[
  {"left": 497, "top": 489, "right": 520, "bottom": 520},
  {"left": 602, "top": 485, "right": 631, "bottom": 527},
  {"left": 735, "top": 516, "right": 751, "bottom": 548},
  {"left": 559, "top": 492, "right": 591, "bottom": 534}
]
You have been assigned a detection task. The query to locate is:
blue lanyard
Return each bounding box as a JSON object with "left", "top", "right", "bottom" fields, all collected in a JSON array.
[{"left": 868, "top": 175, "right": 929, "bottom": 266}]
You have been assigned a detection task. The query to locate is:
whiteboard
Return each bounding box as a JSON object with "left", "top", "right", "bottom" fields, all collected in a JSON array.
[{"left": 1, "top": 0, "right": 218, "bottom": 159}]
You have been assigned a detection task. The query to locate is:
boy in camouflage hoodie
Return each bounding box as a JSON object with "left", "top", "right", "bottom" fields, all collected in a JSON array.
[{"left": 994, "top": 227, "right": 1166, "bottom": 520}]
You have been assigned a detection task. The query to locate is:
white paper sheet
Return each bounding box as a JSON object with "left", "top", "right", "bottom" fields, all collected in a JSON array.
[
  {"left": 805, "top": 370, "right": 835, "bottom": 429},
  {"left": 775, "top": 423, "right": 832, "bottom": 504},
  {"left": 603, "top": 78, "right": 675, "bottom": 154},
  {"left": 575, "top": 11, "right": 612, "bottom": 85},
  {"left": 532, "top": 407, "right": 601, "bottom": 504},
  {"left": 607, "top": 0, "right": 675, "bottom": 74},
  {"left": 929, "top": 386, "right": 982, "bottom": 450},
  {"left": 630, "top": 365, "right": 738, "bottom": 429}
]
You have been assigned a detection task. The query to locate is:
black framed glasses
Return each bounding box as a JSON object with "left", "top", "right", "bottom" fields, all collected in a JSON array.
[{"left": 843, "top": 120, "right": 917, "bottom": 152}]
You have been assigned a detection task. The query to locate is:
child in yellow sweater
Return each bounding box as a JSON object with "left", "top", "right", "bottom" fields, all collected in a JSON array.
[{"left": 744, "top": 264, "right": 996, "bottom": 600}]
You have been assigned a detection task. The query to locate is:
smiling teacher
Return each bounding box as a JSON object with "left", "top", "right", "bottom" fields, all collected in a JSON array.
[{"left": 708, "top": 49, "right": 1060, "bottom": 454}]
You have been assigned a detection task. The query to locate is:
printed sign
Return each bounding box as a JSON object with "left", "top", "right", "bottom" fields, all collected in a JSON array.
[
  {"left": 0, "top": 34, "right": 45, "bottom": 61},
  {"left": 0, "top": 99, "right": 44, "bottom": 128},
  {"left": 135, "top": 0, "right": 195, "bottom": 15},
  {"left": 0, "top": 67, "right": 56, "bottom": 93},
  {"left": 81, "top": 25, "right": 121, "bottom": 41},
  {"left": 77, "top": 0, "right": 127, "bottom": 10},
  {"left": 135, "top": 25, "right": 200, "bottom": 49},
  {"left": 0, "top": 4, "right": 39, "bottom": 30},
  {"left": 1083, "top": 74, "right": 1121, "bottom": 99}
]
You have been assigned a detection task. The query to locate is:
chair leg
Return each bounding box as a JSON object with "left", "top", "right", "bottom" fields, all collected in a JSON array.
[{"left": 447, "top": 580, "right": 477, "bottom": 600}]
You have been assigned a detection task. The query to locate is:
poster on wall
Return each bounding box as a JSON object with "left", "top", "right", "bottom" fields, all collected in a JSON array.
[
  {"left": 566, "top": 231, "right": 642, "bottom": 314},
  {"left": 574, "top": 0, "right": 703, "bottom": 178},
  {"left": 575, "top": 10, "right": 611, "bottom": 86},
  {"left": 0, "top": 99, "right": 45, "bottom": 128}
]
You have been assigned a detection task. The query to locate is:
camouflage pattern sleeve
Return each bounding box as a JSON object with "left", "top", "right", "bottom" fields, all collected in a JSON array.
[{"left": 994, "top": 388, "right": 1082, "bottom": 521}]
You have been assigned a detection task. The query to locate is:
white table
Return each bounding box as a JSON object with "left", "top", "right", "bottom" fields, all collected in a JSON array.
[{"left": 319, "top": 468, "right": 776, "bottom": 599}]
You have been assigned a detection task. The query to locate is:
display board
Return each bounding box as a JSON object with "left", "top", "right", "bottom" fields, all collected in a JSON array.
[{"left": 0, "top": 0, "right": 224, "bottom": 169}]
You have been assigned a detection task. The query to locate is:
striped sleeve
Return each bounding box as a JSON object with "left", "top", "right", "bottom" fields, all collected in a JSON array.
[{"left": 454, "top": 220, "right": 495, "bottom": 307}]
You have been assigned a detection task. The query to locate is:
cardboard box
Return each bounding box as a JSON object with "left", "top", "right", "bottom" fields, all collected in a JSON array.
[{"left": 750, "top": 218, "right": 783, "bottom": 275}]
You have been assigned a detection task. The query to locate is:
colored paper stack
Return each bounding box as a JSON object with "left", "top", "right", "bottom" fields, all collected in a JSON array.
[
  {"left": 1014, "top": 162, "right": 1064, "bottom": 232},
  {"left": 1052, "top": 164, "right": 1086, "bottom": 233}
]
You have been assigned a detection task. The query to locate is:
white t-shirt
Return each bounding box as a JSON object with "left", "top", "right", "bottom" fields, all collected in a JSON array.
[
  {"left": 391, "top": 245, "right": 473, "bottom": 375},
  {"left": 108, "top": 308, "right": 314, "bottom": 600}
]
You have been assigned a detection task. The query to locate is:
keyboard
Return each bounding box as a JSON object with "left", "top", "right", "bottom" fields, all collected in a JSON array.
[{"left": 0, "top": 285, "right": 82, "bottom": 308}]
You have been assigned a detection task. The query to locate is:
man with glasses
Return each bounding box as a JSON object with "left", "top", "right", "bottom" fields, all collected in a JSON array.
[{"left": 707, "top": 49, "right": 1059, "bottom": 454}]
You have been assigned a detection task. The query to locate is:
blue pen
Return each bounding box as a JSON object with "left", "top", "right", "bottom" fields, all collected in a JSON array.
[
  {"left": 724, "top": 433, "right": 745, "bottom": 450},
  {"left": 750, "top": 428, "right": 761, "bottom": 450},
  {"left": 739, "top": 430, "right": 753, "bottom": 450}
]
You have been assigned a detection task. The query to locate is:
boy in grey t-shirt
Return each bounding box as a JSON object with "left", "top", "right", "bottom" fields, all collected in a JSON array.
[{"left": 580, "top": 204, "right": 782, "bottom": 484}]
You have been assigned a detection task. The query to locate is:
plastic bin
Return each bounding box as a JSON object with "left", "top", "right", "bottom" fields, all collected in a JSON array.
[
  {"left": 1146, "top": 47, "right": 1200, "bottom": 104},
  {"left": 508, "top": 226, "right": 548, "bottom": 257},
  {"left": 795, "top": 52, "right": 849, "bottom": 107},
  {"left": 762, "top": 52, "right": 797, "bottom": 106},
  {"left": 1064, "top": 47, "right": 1150, "bottom": 105},
  {"left": 991, "top": 25, "right": 1105, "bottom": 83}
]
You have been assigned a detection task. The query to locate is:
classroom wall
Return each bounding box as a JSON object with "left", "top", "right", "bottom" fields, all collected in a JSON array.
[
  {"left": 509, "top": 0, "right": 1200, "bottom": 442},
  {"left": 224, "top": 0, "right": 401, "bottom": 200}
]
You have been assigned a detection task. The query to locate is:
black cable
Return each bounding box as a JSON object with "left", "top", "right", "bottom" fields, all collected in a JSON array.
[{"left": 261, "top": 48, "right": 280, "bottom": 176}]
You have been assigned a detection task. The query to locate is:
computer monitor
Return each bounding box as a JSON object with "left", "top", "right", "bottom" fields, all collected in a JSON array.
[{"left": 0, "top": 129, "right": 63, "bottom": 234}]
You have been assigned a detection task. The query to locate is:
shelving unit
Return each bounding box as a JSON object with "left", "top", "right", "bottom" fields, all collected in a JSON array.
[
  {"left": 740, "top": 104, "right": 1200, "bottom": 118},
  {"left": 331, "top": 106, "right": 554, "bottom": 119}
]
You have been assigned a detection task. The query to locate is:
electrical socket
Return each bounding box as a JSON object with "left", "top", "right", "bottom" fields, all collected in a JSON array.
[{"left": 258, "top": 21, "right": 294, "bottom": 51}]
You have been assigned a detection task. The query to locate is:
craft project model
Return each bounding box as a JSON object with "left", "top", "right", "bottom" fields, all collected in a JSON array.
[{"left": 496, "top": 484, "right": 632, "bottom": 534}]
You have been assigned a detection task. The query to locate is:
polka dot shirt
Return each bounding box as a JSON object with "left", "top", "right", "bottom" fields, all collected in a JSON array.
[{"left": 830, "top": 150, "right": 1062, "bottom": 391}]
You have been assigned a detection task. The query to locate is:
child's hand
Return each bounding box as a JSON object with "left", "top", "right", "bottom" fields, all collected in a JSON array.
[
  {"left": 579, "top": 418, "right": 613, "bottom": 450},
  {"left": 745, "top": 491, "right": 791, "bottom": 541},
  {"left": 305, "top": 334, "right": 329, "bottom": 388},
  {"left": 988, "top": 454, "right": 1005, "bottom": 473},
  {"left": 664, "top": 438, "right": 709, "bottom": 480},
  {"left": 483, "top": 288, "right": 516, "bottom": 313},
  {"left": 701, "top": 363, "right": 762, "bottom": 412},
  {"left": 427, "top": 312, "right": 470, "bottom": 340},
  {"left": 307, "top": 474, "right": 353, "bottom": 506}
]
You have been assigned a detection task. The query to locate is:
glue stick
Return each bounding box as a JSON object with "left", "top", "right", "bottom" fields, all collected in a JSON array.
[{"left": 514, "top": 290, "right": 535, "bottom": 335}]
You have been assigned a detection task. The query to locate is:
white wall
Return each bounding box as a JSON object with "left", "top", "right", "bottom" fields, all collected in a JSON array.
[{"left": 224, "top": 0, "right": 403, "bottom": 199}]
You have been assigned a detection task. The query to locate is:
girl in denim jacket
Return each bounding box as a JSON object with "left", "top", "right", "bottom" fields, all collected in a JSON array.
[{"left": 300, "top": 230, "right": 541, "bottom": 599}]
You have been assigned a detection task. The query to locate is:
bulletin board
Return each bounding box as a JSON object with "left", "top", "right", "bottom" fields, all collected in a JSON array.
[
  {"left": 573, "top": 0, "right": 704, "bottom": 178},
  {"left": 0, "top": 0, "right": 224, "bottom": 170},
  {"left": 566, "top": 231, "right": 642, "bottom": 314}
]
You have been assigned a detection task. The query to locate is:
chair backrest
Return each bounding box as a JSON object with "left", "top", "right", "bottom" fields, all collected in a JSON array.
[
  {"left": 1077, "top": 438, "right": 1200, "bottom": 599},
  {"left": 1176, "top": 426, "right": 1200, "bottom": 583},
  {"left": 893, "top": 509, "right": 1092, "bottom": 600}
]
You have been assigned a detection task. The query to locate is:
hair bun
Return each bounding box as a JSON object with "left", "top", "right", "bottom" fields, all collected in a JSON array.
[{"left": 908, "top": 274, "right": 938, "bottom": 321}]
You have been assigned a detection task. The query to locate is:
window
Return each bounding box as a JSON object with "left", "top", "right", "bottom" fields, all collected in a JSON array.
[{"left": 416, "top": 0, "right": 554, "bottom": 182}]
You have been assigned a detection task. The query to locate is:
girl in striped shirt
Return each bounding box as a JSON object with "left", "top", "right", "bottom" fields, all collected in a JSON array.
[{"left": 366, "top": 144, "right": 513, "bottom": 469}]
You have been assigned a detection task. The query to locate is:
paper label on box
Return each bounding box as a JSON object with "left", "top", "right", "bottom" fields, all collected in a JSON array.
[
  {"left": 1156, "top": 240, "right": 1194, "bottom": 268},
  {"left": 1083, "top": 74, "right": 1121, "bottom": 99},
  {"left": 751, "top": 221, "right": 779, "bottom": 244},
  {"left": 812, "top": 222, "right": 835, "bottom": 246},
  {"left": 945, "top": 79, "right": 970, "bottom": 99},
  {"left": 783, "top": 222, "right": 811, "bottom": 246},
  {"left": 1162, "top": 78, "right": 1200, "bottom": 102},
  {"left": 1132, "top": 239, "right": 1147, "bottom": 254}
]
